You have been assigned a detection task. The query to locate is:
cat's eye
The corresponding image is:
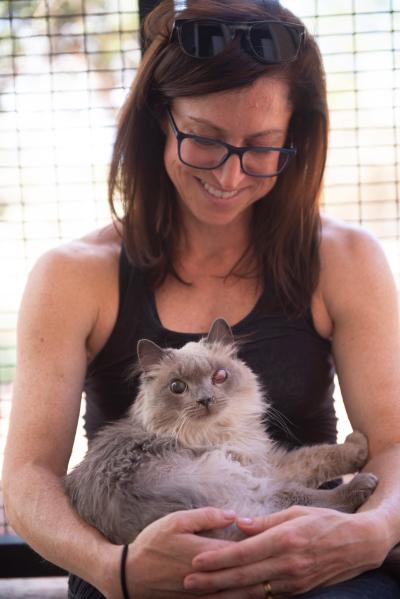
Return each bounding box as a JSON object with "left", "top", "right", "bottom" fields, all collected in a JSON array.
[
  {"left": 169, "top": 379, "right": 187, "bottom": 394},
  {"left": 212, "top": 369, "right": 228, "bottom": 385}
]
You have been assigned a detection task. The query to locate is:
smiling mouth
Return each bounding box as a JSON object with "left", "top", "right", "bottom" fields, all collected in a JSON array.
[{"left": 198, "top": 179, "right": 242, "bottom": 200}]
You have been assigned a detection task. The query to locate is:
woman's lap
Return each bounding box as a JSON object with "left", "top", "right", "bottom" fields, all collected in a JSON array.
[
  {"left": 68, "top": 573, "right": 106, "bottom": 599},
  {"left": 297, "top": 569, "right": 400, "bottom": 598},
  {"left": 68, "top": 569, "right": 400, "bottom": 598}
]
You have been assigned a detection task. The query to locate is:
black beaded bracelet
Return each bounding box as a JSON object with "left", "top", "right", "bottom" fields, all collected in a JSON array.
[{"left": 120, "top": 544, "right": 130, "bottom": 599}]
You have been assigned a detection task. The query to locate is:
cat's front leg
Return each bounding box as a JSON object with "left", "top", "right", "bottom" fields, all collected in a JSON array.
[
  {"left": 271, "top": 472, "right": 378, "bottom": 513},
  {"left": 270, "top": 431, "right": 369, "bottom": 488}
]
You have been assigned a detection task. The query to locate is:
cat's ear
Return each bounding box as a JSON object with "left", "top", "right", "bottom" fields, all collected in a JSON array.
[
  {"left": 206, "top": 318, "right": 234, "bottom": 346},
  {"left": 137, "top": 339, "right": 166, "bottom": 373}
]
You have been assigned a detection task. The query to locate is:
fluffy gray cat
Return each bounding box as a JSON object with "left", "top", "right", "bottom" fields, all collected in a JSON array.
[{"left": 64, "top": 318, "right": 380, "bottom": 545}]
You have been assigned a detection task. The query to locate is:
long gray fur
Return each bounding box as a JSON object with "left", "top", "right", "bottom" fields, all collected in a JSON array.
[{"left": 64, "top": 318, "right": 378, "bottom": 545}]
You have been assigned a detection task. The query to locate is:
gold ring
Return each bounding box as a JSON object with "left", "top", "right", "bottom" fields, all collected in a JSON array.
[{"left": 263, "top": 581, "right": 273, "bottom": 598}]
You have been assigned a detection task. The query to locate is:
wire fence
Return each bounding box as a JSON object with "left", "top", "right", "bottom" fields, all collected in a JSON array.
[
  {"left": 0, "top": 0, "right": 141, "bottom": 534},
  {"left": 0, "top": 0, "right": 399, "bottom": 534}
]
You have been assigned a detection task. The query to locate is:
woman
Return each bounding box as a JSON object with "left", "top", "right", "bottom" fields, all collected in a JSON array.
[{"left": 3, "top": 0, "right": 400, "bottom": 597}]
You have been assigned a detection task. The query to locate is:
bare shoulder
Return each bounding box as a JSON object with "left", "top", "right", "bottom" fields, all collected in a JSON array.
[
  {"left": 7, "top": 225, "right": 122, "bottom": 476},
  {"left": 319, "top": 215, "right": 398, "bottom": 321},
  {"left": 33, "top": 223, "right": 121, "bottom": 281},
  {"left": 321, "top": 215, "right": 384, "bottom": 256},
  {"left": 21, "top": 223, "right": 122, "bottom": 359},
  {"left": 29, "top": 223, "right": 121, "bottom": 308}
]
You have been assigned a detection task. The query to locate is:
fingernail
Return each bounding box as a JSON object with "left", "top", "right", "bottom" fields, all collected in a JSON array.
[
  {"left": 184, "top": 577, "right": 198, "bottom": 590},
  {"left": 237, "top": 517, "right": 254, "bottom": 525},
  {"left": 193, "top": 558, "right": 204, "bottom": 568},
  {"left": 223, "top": 509, "right": 236, "bottom": 519}
]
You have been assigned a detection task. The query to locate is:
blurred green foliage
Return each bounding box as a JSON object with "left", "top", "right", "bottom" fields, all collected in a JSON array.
[
  {"left": 0, "top": 348, "right": 16, "bottom": 384},
  {"left": 1, "top": 1, "right": 39, "bottom": 19},
  {"left": 1, "top": 0, "right": 139, "bottom": 74},
  {"left": 0, "top": 0, "right": 140, "bottom": 378}
]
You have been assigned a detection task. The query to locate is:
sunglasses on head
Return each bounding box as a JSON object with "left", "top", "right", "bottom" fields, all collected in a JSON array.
[{"left": 170, "top": 18, "right": 305, "bottom": 65}]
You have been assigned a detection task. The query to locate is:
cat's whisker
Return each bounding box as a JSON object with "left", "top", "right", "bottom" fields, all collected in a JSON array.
[
  {"left": 172, "top": 409, "right": 191, "bottom": 441},
  {"left": 170, "top": 412, "right": 184, "bottom": 438},
  {"left": 265, "top": 406, "right": 301, "bottom": 444},
  {"left": 175, "top": 415, "right": 188, "bottom": 440},
  {"left": 267, "top": 405, "right": 295, "bottom": 431}
]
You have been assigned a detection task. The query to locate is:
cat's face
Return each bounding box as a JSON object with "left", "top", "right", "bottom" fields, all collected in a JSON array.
[
  {"left": 141, "top": 342, "right": 238, "bottom": 423},
  {"left": 135, "top": 319, "right": 263, "bottom": 442}
]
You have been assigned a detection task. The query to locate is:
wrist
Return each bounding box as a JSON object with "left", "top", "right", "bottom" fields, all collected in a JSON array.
[
  {"left": 356, "top": 509, "right": 394, "bottom": 557},
  {"left": 96, "top": 541, "right": 125, "bottom": 599}
]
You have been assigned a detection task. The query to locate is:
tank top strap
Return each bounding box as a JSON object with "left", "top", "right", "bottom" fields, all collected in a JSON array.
[{"left": 118, "top": 244, "right": 133, "bottom": 311}]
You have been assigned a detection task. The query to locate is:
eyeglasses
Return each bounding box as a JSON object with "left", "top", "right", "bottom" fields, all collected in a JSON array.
[
  {"left": 166, "top": 107, "right": 296, "bottom": 179},
  {"left": 170, "top": 19, "right": 305, "bottom": 65}
]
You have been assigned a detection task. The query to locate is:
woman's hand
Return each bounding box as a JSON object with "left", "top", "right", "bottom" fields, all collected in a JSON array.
[
  {"left": 105, "top": 507, "right": 238, "bottom": 599},
  {"left": 183, "top": 506, "right": 388, "bottom": 597}
]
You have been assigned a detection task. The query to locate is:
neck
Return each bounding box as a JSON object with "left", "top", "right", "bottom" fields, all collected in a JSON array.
[{"left": 177, "top": 209, "right": 255, "bottom": 278}]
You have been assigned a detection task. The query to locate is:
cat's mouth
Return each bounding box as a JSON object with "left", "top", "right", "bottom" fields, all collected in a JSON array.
[
  {"left": 195, "top": 406, "right": 216, "bottom": 418},
  {"left": 192, "top": 396, "right": 226, "bottom": 419}
]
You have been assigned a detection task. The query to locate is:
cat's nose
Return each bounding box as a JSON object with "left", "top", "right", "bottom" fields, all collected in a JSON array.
[{"left": 197, "top": 397, "right": 213, "bottom": 409}]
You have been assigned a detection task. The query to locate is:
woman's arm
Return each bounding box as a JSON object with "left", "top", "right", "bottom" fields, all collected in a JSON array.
[
  {"left": 319, "top": 220, "right": 400, "bottom": 582},
  {"left": 2, "top": 241, "right": 236, "bottom": 599},
  {"left": 180, "top": 220, "right": 400, "bottom": 597},
  {"left": 2, "top": 245, "right": 120, "bottom": 593}
]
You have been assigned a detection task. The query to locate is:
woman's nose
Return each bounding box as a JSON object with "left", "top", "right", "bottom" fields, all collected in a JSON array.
[{"left": 212, "top": 154, "right": 248, "bottom": 190}]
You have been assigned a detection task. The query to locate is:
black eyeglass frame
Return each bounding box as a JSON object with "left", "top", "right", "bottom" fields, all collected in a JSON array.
[
  {"left": 166, "top": 107, "right": 296, "bottom": 179},
  {"left": 170, "top": 18, "right": 306, "bottom": 65}
]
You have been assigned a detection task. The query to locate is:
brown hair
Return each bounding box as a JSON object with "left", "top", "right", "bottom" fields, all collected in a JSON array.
[{"left": 108, "top": 0, "right": 329, "bottom": 316}]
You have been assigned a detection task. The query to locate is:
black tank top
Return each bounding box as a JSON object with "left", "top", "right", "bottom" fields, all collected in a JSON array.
[{"left": 83, "top": 246, "right": 337, "bottom": 449}]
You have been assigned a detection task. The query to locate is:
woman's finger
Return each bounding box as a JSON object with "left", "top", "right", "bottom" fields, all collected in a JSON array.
[
  {"left": 185, "top": 547, "right": 318, "bottom": 594},
  {"left": 167, "top": 506, "right": 237, "bottom": 534},
  {"left": 185, "top": 556, "right": 283, "bottom": 593},
  {"left": 197, "top": 562, "right": 357, "bottom": 599},
  {"left": 199, "top": 574, "right": 326, "bottom": 599},
  {"left": 192, "top": 513, "right": 314, "bottom": 572},
  {"left": 235, "top": 506, "right": 313, "bottom": 536}
]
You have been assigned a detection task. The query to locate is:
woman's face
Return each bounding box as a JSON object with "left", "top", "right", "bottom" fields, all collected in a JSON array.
[{"left": 163, "top": 76, "right": 293, "bottom": 230}]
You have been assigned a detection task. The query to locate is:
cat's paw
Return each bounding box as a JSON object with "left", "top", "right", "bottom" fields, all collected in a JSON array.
[
  {"left": 344, "top": 431, "right": 369, "bottom": 468},
  {"left": 347, "top": 472, "right": 378, "bottom": 506}
]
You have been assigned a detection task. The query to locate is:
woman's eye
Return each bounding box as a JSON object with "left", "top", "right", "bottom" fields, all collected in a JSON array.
[
  {"left": 212, "top": 369, "right": 228, "bottom": 385},
  {"left": 169, "top": 379, "right": 187, "bottom": 394},
  {"left": 192, "top": 137, "right": 218, "bottom": 147}
]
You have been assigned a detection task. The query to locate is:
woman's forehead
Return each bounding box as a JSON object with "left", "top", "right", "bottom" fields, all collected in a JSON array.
[{"left": 172, "top": 77, "right": 292, "bottom": 135}]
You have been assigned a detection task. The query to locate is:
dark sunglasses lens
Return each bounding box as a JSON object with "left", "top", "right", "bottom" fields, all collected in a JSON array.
[
  {"left": 179, "top": 21, "right": 228, "bottom": 58},
  {"left": 249, "top": 23, "right": 302, "bottom": 63}
]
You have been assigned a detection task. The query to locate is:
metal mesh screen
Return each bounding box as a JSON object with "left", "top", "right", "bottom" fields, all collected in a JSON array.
[
  {"left": 0, "top": 0, "right": 141, "bottom": 534},
  {"left": 0, "top": 0, "right": 399, "bottom": 534},
  {"left": 288, "top": 0, "right": 400, "bottom": 278}
]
